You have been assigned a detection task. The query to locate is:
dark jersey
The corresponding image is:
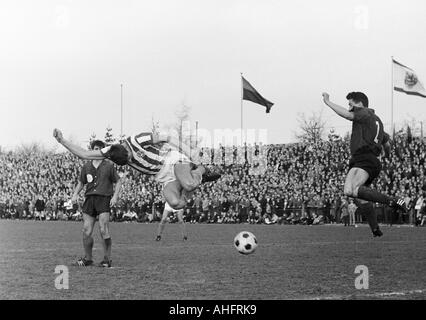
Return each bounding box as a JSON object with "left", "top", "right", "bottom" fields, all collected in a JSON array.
[
  {"left": 80, "top": 160, "right": 120, "bottom": 196},
  {"left": 350, "top": 107, "right": 387, "bottom": 157}
]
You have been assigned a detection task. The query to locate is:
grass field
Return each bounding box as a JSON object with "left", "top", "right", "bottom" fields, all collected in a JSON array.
[{"left": 0, "top": 220, "right": 425, "bottom": 300}]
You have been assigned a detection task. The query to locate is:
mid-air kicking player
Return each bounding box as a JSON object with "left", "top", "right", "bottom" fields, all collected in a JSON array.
[
  {"left": 322, "top": 91, "right": 407, "bottom": 237},
  {"left": 53, "top": 129, "right": 221, "bottom": 211}
]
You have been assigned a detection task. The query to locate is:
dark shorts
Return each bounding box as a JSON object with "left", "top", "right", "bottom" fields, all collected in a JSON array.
[
  {"left": 82, "top": 195, "right": 111, "bottom": 217},
  {"left": 349, "top": 153, "right": 382, "bottom": 186}
]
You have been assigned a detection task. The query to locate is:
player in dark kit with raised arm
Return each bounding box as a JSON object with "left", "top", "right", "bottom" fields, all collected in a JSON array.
[{"left": 322, "top": 91, "right": 407, "bottom": 237}]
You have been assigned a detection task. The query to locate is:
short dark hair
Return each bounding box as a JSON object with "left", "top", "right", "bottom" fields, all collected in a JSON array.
[
  {"left": 346, "top": 92, "right": 369, "bottom": 108},
  {"left": 107, "top": 144, "right": 129, "bottom": 166},
  {"left": 90, "top": 140, "right": 106, "bottom": 150}
]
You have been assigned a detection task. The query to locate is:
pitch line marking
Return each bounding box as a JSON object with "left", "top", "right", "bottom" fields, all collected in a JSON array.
[
  {"left": 1, "top": 239, "right": 425, "bottom": 254},
  {"left": 312, "top": 288, "right": 426, "bottom": 300}
]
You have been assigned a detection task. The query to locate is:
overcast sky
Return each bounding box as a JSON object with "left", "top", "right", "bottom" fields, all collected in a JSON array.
[{"left": 1, "top": 0, "right": 425, "bottom": 150}]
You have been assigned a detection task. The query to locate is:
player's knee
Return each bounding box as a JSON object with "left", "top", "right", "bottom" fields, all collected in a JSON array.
[
  {"left": 82, "top": 226, "right": 93, "bottom": 237},
  {"left": 99, "top": 227, "right": 110, "bottom": 239},
  {"left": 167, "top": 198, "right": 181, "bottom": 210},
  {"left": 343, "top": 185, "right": 354, "bottom": 197},
  {"left": 181, "top": 180, "right": 197, "bottom": 192}
]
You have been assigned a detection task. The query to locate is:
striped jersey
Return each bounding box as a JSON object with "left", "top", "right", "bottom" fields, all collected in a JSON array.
[{"left": 124, "top": 133, "right": 169, "bottom": 175}]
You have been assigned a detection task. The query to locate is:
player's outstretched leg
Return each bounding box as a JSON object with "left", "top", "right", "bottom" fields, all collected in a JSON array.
[
  {"left": 356, "top": 186, "right": 407, "bottom": 213},
  {"left": 344, "top": 168, "right": 384, "bottom": 237},
  {"left": 174, "top": 163, "right": 221, "bottom": 193},
  {"left": 156, "top": 209, "right": 169, "bottom": 241},
  {"left": 355, "top": 200, "right": 382, "bottom": 237},
  {"left": 345, "top": 168, "right": 407, "bottom": 234},
  {"left": 177, "top": 209, "right": 187, "bottom": 241}
]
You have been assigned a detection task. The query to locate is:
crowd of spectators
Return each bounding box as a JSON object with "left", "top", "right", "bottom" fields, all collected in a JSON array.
[{"left": 1, "top": 133, "right": 425, "bottom": 227}]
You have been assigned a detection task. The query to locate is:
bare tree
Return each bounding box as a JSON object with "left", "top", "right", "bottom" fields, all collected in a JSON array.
[
  {"left": 15, "top": 141, "right": 53, "bottom": 155},
  {"left": 151, "top": 115, "right": 160, "bottom": 136},
  {"left": 170, "top": 103, "right": 191, "bottom": 143},
  {"left": 87, "top": 132, "right": 97, "bottom": 149},
  {"left": 164, "top": 103, "right": 201, "bottom": 153},
  {"left": 104, "top": 126, "right": 116, "bottom": 146},
  {"left": 294, "top": 111, "right": 327, "bottom": 144}
]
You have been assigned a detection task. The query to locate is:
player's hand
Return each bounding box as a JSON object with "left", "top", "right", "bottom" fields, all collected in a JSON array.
[
  {"left": 110, "top": 196, "right": 118, "bottom": 207},
  {"left": 322, "top": 92, "right": 330, "bottom": 103},
  {"left": 53, "top": 128, "right": 64, "bottom": 143}
]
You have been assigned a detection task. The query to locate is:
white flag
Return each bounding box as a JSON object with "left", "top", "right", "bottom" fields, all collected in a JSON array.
[{"left": 393, "top": 59, "right": 426, "bottom": 98}]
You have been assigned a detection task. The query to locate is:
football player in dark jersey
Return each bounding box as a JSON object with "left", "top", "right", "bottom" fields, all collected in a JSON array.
[
  {"left": 53, "top": 128, "right": 220, "bottom": 212},
  {"left": 322, "top": 91, "right": 407, "bottom": 237}
]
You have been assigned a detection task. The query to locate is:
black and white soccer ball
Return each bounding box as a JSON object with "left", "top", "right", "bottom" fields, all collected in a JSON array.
[{"left": 234, "top": 231, "right": 258, "bottom": 254}]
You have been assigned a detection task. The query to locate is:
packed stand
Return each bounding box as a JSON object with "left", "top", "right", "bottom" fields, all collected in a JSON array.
[{"left": 1, "top": 134, "right": 425, "bottom": 226}]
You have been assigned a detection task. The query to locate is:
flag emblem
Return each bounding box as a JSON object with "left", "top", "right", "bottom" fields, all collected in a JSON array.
[
  {"left": 404, "top": 72, "right": 418, "bottom": 87},
  {"left": 393, "top": 59, "right": 426, "bottom": 98}
]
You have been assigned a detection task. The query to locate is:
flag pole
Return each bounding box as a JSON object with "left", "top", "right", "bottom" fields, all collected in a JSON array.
[
  {"left": 391, "top": 56, "right": 394, "bottom": 136},
  {"left": 240, "top": 72, "right": 243, "bottom": 146},
  {"left": 195, "top": 121, "right": 198, "bottom": 149},
  {"left": 120, "top": 84, "right": 123, "bottom": 138}
]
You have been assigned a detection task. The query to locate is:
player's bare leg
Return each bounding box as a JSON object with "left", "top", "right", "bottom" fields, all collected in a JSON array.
[
  {"left": 98, "top": 212, "right": 112, "bottom": 267},
  {"left": 163, "top": 163, "right": 220, "bottom": 210},
  {"left": 344, "top": 168, "right": 381, "bottom": 236},
  {"left": 345, "top": 167, "right": 407, "bottom": 213},
  {"left": 174, "top": 162, "right": 221, "bottom": 193},
  {"left": 163, "top": 180, "right": 187, "bottom": 210},
  {"left": 156, "top": 209, "right": 169, "bottom": 241},
  {"left": 174, "top": 163, "right": 204, "bottom": 192},
  {"left": 177, "top": 210, "right": 187, "bottom": 241},
  {"left": 78, "top": 213, "right": 95, "bottom": 265}
]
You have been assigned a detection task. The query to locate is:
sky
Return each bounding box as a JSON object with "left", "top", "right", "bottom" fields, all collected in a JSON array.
[{"left": 1, "top": 0, "right": 425, "bottom": 151}]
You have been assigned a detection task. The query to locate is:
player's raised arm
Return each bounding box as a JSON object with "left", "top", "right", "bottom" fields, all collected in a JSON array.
[
  {"left": 322, "top": 93, "right": 355, "bottom": 121},
  {"left": 53, "top": 128, "right": 105, "bottom": 160}
]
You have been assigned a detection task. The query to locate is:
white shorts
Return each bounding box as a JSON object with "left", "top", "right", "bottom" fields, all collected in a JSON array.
[
  {"left": 155, "top": 150, "right": 191, "bottom": 187},
  {"left": 164, "top": 201, "right": 183, "bottom": 213}
]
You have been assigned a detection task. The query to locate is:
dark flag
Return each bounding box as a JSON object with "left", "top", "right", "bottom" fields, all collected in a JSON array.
[{"left": 242, "top": 76, "right": 274, "bottom": 113}]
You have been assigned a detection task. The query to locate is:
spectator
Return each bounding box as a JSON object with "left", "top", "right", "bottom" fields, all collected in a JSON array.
[
  {"left": 34, "top": 194, "right": 46, "bottom": 221},
  {"left": 340, "top": 197, "right": 349, "bottom": 226},
  {"left": 348, "top": 198, "right": 357, "bottom": 226}
]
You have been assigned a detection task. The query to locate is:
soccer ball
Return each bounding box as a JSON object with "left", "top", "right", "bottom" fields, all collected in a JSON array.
[{"left": 234, "top": 231, "right": 258, "bottom": 254}]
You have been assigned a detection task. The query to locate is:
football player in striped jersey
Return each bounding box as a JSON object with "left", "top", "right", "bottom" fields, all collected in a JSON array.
[{"left": 53, "top": 128, "right": 221, "bottom": 211}]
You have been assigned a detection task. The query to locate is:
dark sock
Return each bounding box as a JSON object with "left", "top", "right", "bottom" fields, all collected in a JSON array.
[
  {"left": 104, "top": 238, "right": 112, "bottom": 261},
  {"left": 359, "top": 202, "right": 378, "bottom": 231},
  {"left": 357, "top": 186, "right": 392, "bottom": 205},
  {"left": 83, "top": 235, "right": 94, "bottom": 260}
]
